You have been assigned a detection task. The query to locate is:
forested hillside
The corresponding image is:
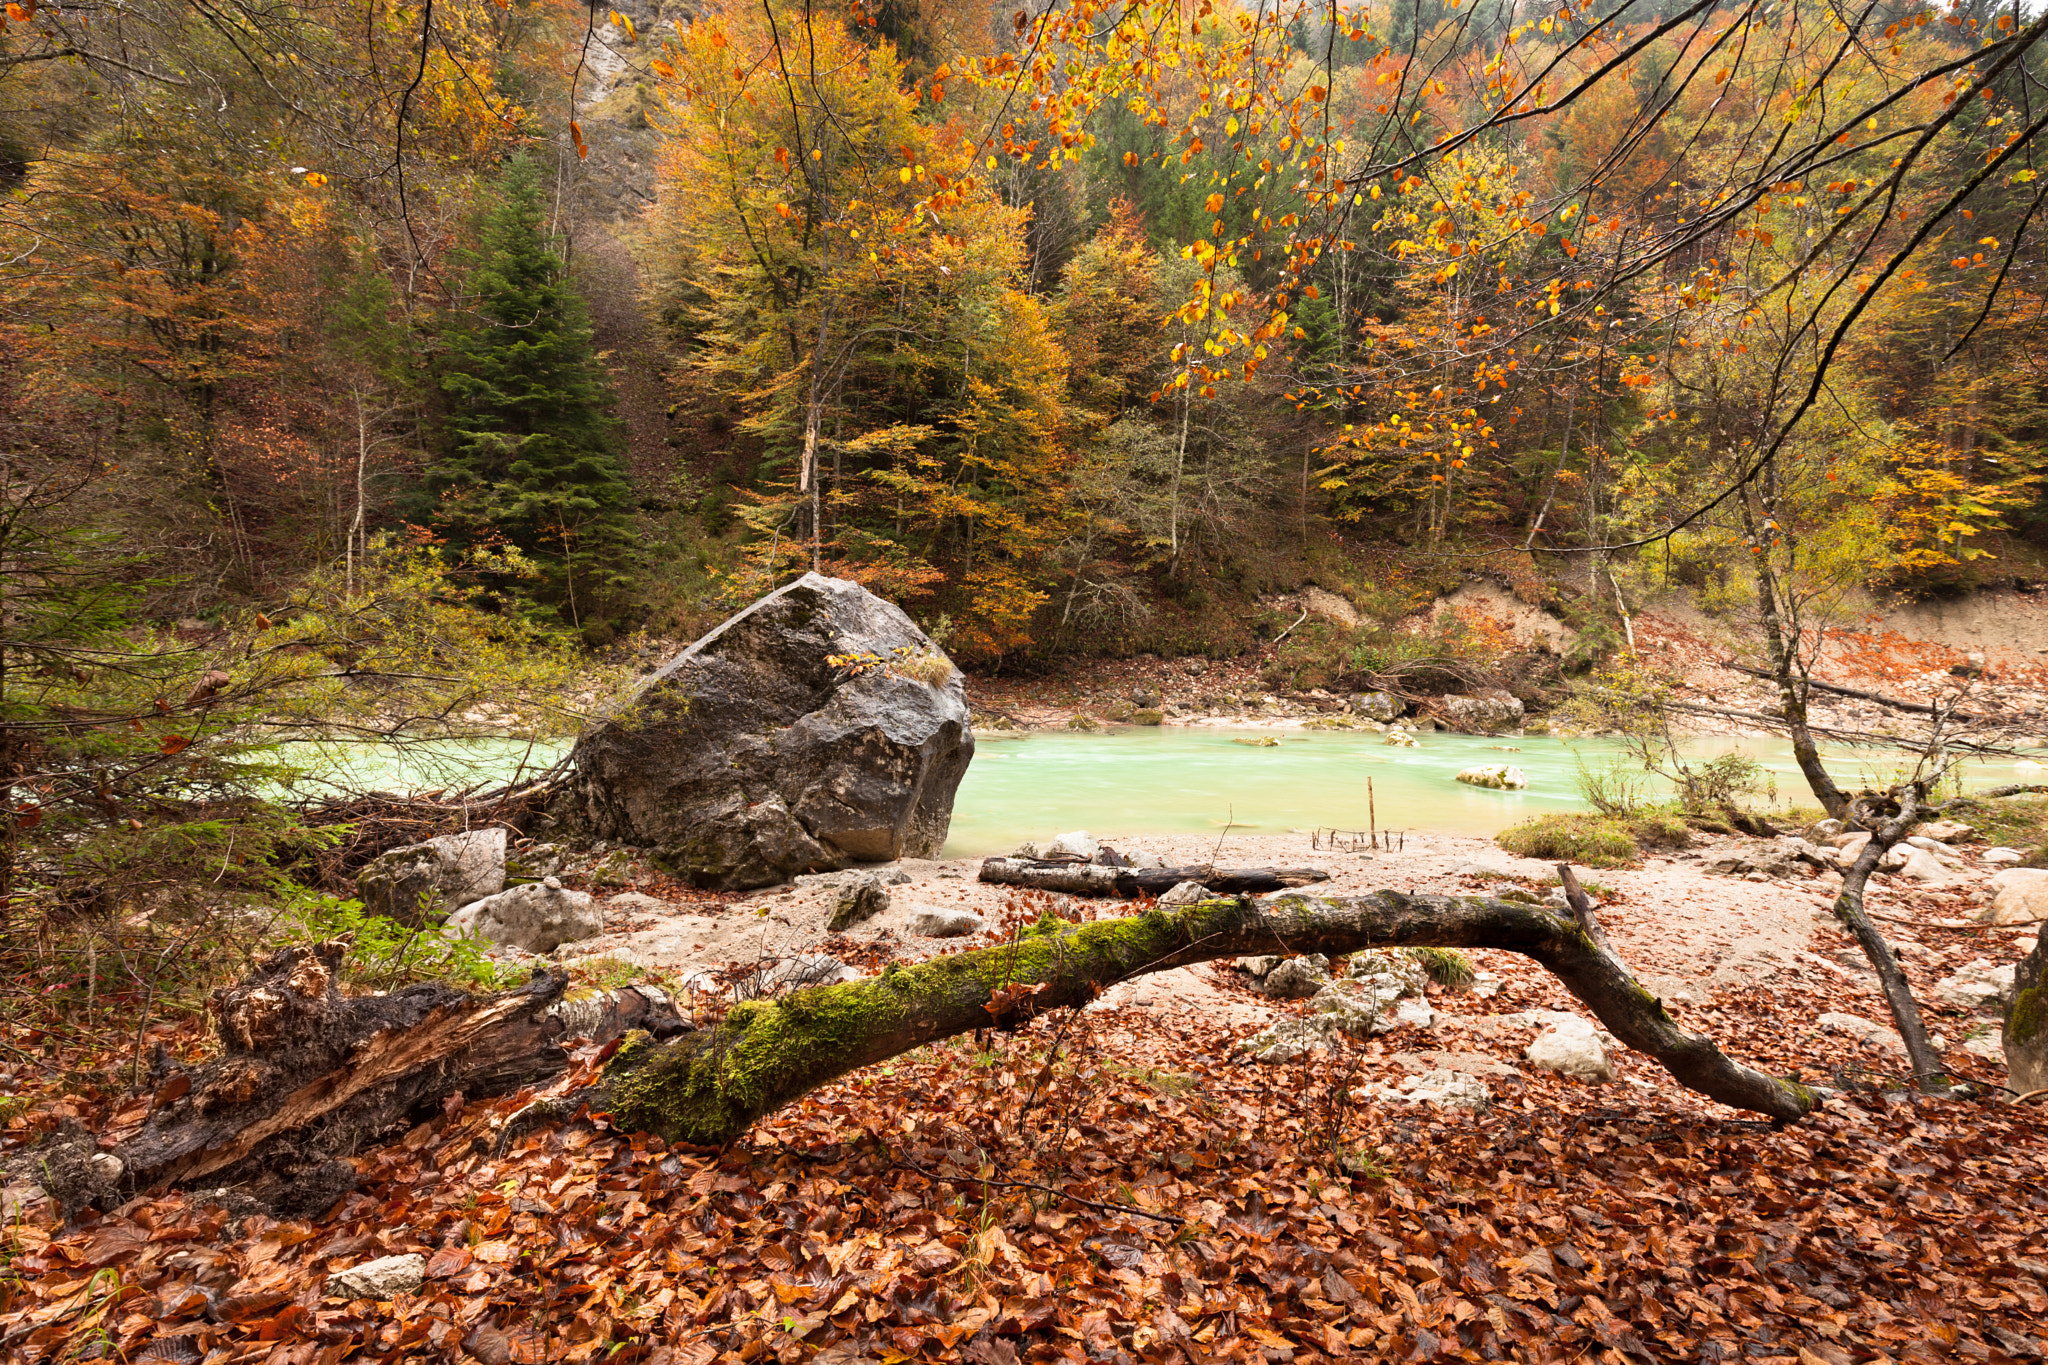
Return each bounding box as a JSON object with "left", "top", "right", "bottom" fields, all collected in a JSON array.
[{"left": 8, "top": 0, "right": 2046, "bottom": 668}]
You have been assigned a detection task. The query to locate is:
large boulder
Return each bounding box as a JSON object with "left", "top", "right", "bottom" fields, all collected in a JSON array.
[
  {"left": 356, "top": 829, "right": 506, "bottom": 923},
  {"left": 2006, "top": 934, "right": 2048, "bottom": 1093},
  {"left": 1439, "top": 691, "right": 1525, "bottom": 734},
  {"left": 1350, "top": 691, "right": 1405, "bottom": 722},
  {"left": 565, "top": 574, "right": 974, "bottom": 890}
]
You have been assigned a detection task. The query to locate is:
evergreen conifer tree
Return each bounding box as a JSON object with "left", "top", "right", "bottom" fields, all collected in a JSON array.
[{"left": 428, "top": 154, "right": 634, "bottom": 632}]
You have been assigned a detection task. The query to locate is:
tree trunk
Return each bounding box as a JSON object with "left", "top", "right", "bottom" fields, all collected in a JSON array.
[
  {"left": 600, "top": 889, "right": 1823, "bottom": 1148},
  {"left": 1828, "top": 786, "right": 1954, "bottom": 1095},
  {"left": 49, "top": 943, "right": 689, "bottom": 1213},
  {"left": 977, "top": 857, "right": 1332, "bottom": 898}
]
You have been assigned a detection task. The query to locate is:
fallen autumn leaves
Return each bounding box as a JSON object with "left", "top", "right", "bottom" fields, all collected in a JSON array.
[{"left": 5, "top": 986, "right": 2047, "bottom": 1365}]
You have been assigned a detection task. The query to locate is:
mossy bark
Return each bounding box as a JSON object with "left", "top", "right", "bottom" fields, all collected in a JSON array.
[
  {"left": 2004, "top": 933, "right": 2048, "bottom": 1094},
  {"left": 601, "top": 890, "right": 1823, "bottom": 1146}
]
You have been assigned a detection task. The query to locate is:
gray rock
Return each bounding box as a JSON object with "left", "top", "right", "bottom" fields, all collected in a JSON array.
[
  {"left": 564, "top": 573, "right": 973, "bottom": 890},
  {"left": 1901, "top": 845, "right": 1964, "bottom": 885},
  {"left": 328, "top": 1253, "right": 426, "bottom": 1301},
  {"left": 905, "top": 906, "right": 985, "bottom": 937},
  {"left": 1257, "top": 954, "right": 1332, "bottom": 999},
  {"left": 606, "top": 890, "right": 671, "bottom": 914},
  {"left": 739, "top": 954, "right": 859, "bottom": 996},
  {"left": 1350, "top": 691, "right": 1405, "bottom": 722},
  {"left": 1047, "top": 830, "right": 1100, "bottom": 860},
  {"left": 1985, "top": 847, "right": 2025, "bottom": 865},
  {"left": 1439, "top": 692, "right": 1526, "bottom": 735},
  {"left": 1523, "top": 1016, "right": 1614, "bottom": 1082},
  {"left": 1124, "top": 849, "right": 1167, "bottom": 869},
  {"left": 1159, "top": 880, "right": 1212, "bottom": 906},
  {"left": 507, "top": 841, "right": 568, "bottom": 880},
  {"left": 1933, "top": 959, "right": 2016, "bottom": 1012},
  {"left": 827, "top": 873, "right": 890, "bottom": 931},
  {"left": 356, "top": 828, "right": 507, "bottom": 923},
  {"left": 446, "top": 879, "right": 601, "bottom": 954},
  {"left": 1920, "top": 820, "right": 1975, "bottom": 844},
  {"left": 1236, "top": 954, "right": 1281, "bottom": 977},
  {"left": 1804, "top": 818, "right": 1845, "bottom": 844}
]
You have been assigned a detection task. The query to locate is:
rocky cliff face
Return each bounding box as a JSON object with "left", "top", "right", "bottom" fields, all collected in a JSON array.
[{"left": 566, "top": 573, "right": 974, "bottom": 888}]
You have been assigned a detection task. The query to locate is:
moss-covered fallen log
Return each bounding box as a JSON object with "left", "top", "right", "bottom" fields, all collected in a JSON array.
[{"left": 601, "top": 891, "right": 1822, "bottom": 1146}]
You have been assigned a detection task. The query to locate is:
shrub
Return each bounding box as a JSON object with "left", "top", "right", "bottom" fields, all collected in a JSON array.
[
  {"left": 1405, "top": 946, "right": 1477, "bottom": 991},
  {"left": 1494, "top": 813, "right": 1641, "bottom": 868}
]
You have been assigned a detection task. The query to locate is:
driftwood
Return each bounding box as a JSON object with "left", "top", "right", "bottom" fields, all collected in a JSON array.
[
  {"left": 1721, "top": 661, "right": 1983, "bottom": 722},
  {"left": 977, "top": 856, "right": 1331, "bottom": 898},
  {"left": 31, "top": 941, "right": 688, "bottom": 1214}
]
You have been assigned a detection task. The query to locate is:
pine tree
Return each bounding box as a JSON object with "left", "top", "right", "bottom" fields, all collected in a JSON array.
[{"left": 428, "top": 154, "right": 634, "bottom": 632}]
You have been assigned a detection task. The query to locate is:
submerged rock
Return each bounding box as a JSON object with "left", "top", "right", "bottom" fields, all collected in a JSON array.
[
  {"left": 564, "top": 573, "right": 973, "bottom": 890},
  {"left": 1455, "top": 764, "right": 1528, "bottom": 790}
]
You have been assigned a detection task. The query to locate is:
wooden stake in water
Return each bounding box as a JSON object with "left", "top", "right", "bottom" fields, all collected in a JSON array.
[{"left": 1368, "top": 777, "right": 1377, "bottom": 851}]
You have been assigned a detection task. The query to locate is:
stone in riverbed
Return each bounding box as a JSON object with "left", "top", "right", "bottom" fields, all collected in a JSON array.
[
  {"left": 1456, "top": 764, "right": 1527, "bottom": 790},
  {"left": 1350, "top": 691, "right": 1405, "bottom": 722},
  {"left": 563, "top": 573, "right": 973, "bottom": 891}
]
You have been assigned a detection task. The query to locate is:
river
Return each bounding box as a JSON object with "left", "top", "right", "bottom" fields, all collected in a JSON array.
[{"left": 285, "top": 726, "right": 2043, "bottom": 857}]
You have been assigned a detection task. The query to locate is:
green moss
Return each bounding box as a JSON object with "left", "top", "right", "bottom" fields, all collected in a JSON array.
[
  {"left": 2009, "top": 984, "right": 2046, "bottom": 1049},
  {"left": 1130, "top": 708, "right": 1165, "bottom": 726}
]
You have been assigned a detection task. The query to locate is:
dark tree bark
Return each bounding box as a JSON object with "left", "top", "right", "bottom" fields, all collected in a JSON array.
[
  {"left": 598, "top": 889, "right": 1822, "bottom": 1147},
  {"left": 977, "top": 857, "right": 1332, "bottom": 897}
]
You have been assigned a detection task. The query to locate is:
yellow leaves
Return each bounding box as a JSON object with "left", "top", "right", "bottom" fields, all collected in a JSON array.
[
  {"left": 775, "top": 203, "right": 793, "bottom": 218},
  {"left": 1124, "top": 151, "right": 1139, "bottom": 167},
  {"left": 900, "top": 166, "right": 914, "bottom": 183},
  {"left": 1205, "top": 192, "right": 1225, "bottom": 213},
  {"left": 3, "top": 1, "right": 35, "bottom": 21},
  {"left": 774, "top": 146, "right": 790, "bottom": 167},
  {"left": 302, "top": 171, "right": 328, "bottom": 187},
  {"left": 610, "top": 10, "right": 636, "bottom": 41},
  {"left": 707, "top": 28, "right": 727, "bottom": 48},
  {"left": 2015, "top": 169, "right": 2038, "bottom": 183},
  {"left": 1308, "top": 85, "right": 1327, "bottom": 102},
  {"left": 651, "top": 58, "right": 675, "bottom": 79},
  {"left": 570, "top": 121, "right": 588, "bottom": 160}
]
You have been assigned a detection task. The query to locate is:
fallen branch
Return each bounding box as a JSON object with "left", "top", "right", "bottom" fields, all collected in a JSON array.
[
  {"left": 978, "top": 857, "right": 1332, "bottom": 897},
  {"left": 1721, "top": 661, "right": 1983, "bottom": 722},
  {"left": 598, "top": 890, "right": 1824, "bottom": 1147}
]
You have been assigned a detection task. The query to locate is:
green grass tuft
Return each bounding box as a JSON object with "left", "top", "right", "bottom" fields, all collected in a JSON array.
[
  {"left": 1405, "top": 946, "right": 1476, "bottom": 991},
  {"left": 1494, "top": 813, "right": 1641, "bottom": 868}
]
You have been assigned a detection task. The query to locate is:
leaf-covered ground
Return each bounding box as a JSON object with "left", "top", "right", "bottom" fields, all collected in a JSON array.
[{"left": 6, "top": 937, "right": 2046, "bottom": 1365}]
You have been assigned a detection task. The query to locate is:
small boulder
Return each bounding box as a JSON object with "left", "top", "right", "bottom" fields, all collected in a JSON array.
[
  {"left": 1901, "top": 846, "right": 1963, "bottom": 886},
  {"left": 1258, "top": 954, "right": 1332, "bottom": 999},
  {"left": 1383, "top": 731, "right": 1419, "bottom": 748},
  {"left": 357, "top": 828, "right": 507, "bottom": 923},
  {"left": 328, "top": 1253, "right": 426, "bottom": 1301},
  {"left": 446, "top": 879, "right": 600, "bottom": 954},
  {"left": 1439, "top": 692, "right": 1525, "bottom": 735},
  {"left": 1921, "top": 820, "right": 1976, "bottom": 844},
  {"left": 739, "top": 954, "right": 859, "bottom": 997},
  {"left": 1523, "top": 1016, "right": 1613, "bottom": 1082},
  {"left": 1391, "top": 1069, "right": 1491, "bottom": 1111},
  {"left": 906, "top": 906, "right": 985, "bottom": 937},
  {"left": 1351, "top": 691, "right": 1405, "bottom": 722},
  {"left": 1236, "top": 954, "right": 1281, "bottom": 978},
  {"left": 1047, "top": 830, "right": 1101, "bottom": 860},
  {"left": 1159, "top": 880, "right": 1212, "bottom": 906},
  {"left": 827, "top": 873, "right": 890, "bottom": 931},
  {"left": 1989, "top": 869, "right": 2048, "bottom": 925},
  {"left": 1804, "top": 818, "right": 1846, "bottom": 844},
  {"left": 1817, "top": 1010, "right": 1905, "bottom": 1054},
  {"left": 1130, "top": 708, "right": 1166, "bottom": 726},
  {"left": 1456, "top": 764, "right": 1528, "bottom": 790},
  {"left": 1933, "top": 959, "right": 2016, "bottom": 1012},
  {"left": 1985, "top": 847, "right": 2025, "bottom": 865},
  {"left": 1124, "top": 849, "right": 1167, "bottom": 869}
]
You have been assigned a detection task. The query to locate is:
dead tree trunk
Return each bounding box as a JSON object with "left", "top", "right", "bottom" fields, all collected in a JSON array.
[
  {"left": 46, "top": 942, "right": 689, "bottom": 1213},
  {"left": 599, "top": 889, "right": 1822, "bottom": 1147}
]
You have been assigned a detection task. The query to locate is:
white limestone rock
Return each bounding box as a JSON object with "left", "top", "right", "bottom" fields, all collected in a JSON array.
[
  {"left": 327, "top": 1254, "right": 426, "bottom": 1301},
  {"left": 445, "top": 879, "right": 600, "bottom": 954},
  {"left": 1523, "top": 1015, "right": 1614, "bottom": 1082}
]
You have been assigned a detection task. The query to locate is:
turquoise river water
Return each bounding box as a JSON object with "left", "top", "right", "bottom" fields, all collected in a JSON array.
[{"left": 286, "top": 727, "right": 2045, "bottom": 859}]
